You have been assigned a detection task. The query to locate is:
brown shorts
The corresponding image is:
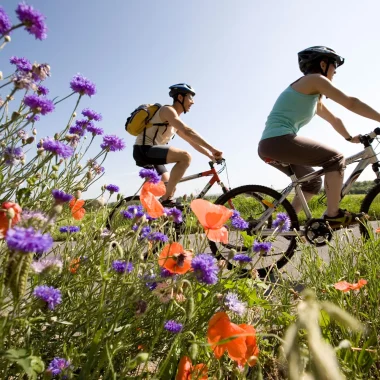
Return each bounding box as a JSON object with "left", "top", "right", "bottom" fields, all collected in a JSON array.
[{"left": 258, "top": 134, "right": 345, "bottom": 194}]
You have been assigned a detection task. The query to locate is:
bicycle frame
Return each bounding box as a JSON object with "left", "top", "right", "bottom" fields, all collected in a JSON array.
[
  {"left": 178, "top": 161, "right": 230, "bottom": 198},
  {"left": 256, "top": 136, "right": 380, "bottom": 234}
]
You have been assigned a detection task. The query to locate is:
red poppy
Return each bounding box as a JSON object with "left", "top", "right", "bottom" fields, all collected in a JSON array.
[
  {"left": 69, "top": 198, "right": 86, "bottom": 220},
  {"left": 334, "top": 279, "right": 367, "bottom": 292},
  {"left": 140, "top": 181, "right": 166, "bottom": 218},
  {"left": 176, "top": 356, "right": 208, "bottom": 380},
  {"left": 158, "top": 242, "right": 193, "bottom": 274},
  {"left": 207, "top": 311, "right": 259, "bottom": 367},
  {"left": 190, "top": 199, "right": 233, "bottom": 244},
  {"left": 0, "top": 201, "right": 22, "bottom": 237}
]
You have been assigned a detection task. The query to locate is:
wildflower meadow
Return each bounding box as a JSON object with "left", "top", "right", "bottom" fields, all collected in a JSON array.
[{"left": 0, "top": 3, "right": 379, "bottom": 379}]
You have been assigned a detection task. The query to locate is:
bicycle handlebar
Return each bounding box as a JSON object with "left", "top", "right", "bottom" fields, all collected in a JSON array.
[
  {"left": 359, "top": 127, "right": 380, "bottom": 147},
  {"left": 208, "top": 158, "right": 225, "bottom": 168}
]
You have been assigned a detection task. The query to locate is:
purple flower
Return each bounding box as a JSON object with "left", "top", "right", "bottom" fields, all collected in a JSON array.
[
  {"left": 70, "top": 73, "right": 96, "bottom": 97},
  {"left": 52, "top": 189, "right": 73, "bottom": 204},
  {"left": 121, "top": 205, "right": 144, "bottom": 219},
  {"left": 2, "top": 146, "right": 24, "bottom": 165},
  {"left": 69, "top": 124, "right": 86, "bottom": 137},
  {"left": 33, "top": 285, "right": 62, "bottom": 310},
  {"left": 147, "top": 232, "right": 168, "bottom": 243},
  {"left": 233, "top": 254, "right": 252, "bottom": 263},
  {"left": 37, "top": 85, "right": 49, "bottom": 96},
  {"left": 31, "top": 258, "right": 63, "bottom": 274},
  {"left": 21, "top": 210, "right": 48, "bottom": 224},
  {"left": 132, "top": 224, "right": 139, "bottom": 232},
  {"left": 164, "top": 320, "right": 183, "bottom": 334},
  {"left": 12, "top": 72, "right": 35, "bottom": 90},
  {"left": 230, "top": 210, "right": 249, "bottom": 230},
  {"left": 32, "top": 63, "right": 50, "bottom": 81},
  {"left": 143, "top": 274, "right": 157, "bottom": 290},
  {"left": 87, "top": 125, "right": 104, "bottom": 136},
  {"left": 145, "top": 214, "right": 156, "bottom": 221},
  {"left": 47, "top": 357, "right": 70, "bottom": 376},
  {"left": 160, "top": 267, "right": 174, "bottom": 278},
  {"left": 224, "top": 292, "right": 247, "bottom": 316},
  {"left": 253, "top": 241, "right": 272, "bottom": 255},
  {"left": 10, "top": 56, "right": 32, "bottom": 72},
  {"left": 24, "top": 94, "right": 54, "bottom": 115},
  {"left": 100, "top": 135, "right": 125, "bottom": 152},
  {"left": 82, "top": 108, "right": 102, "bottom": 121},
  {"left": 139, "top": 168, "right": 160, "bottom": 184},
  {"left": 0, "top": 6, "right": 12, "bottom": 35},
  {"left": 106, "top": 184, "right": 119, "bottom": 193},
  {"left": 191, "top": 253, "right": 219, "bottom": 285},
  {"left": 273, "top": 213, "right": 291, "bottom": 232},
  {"left": 26, "top": 114, "right": 40, "bottom": 122},
  {"left": 139, "top": 225, "right": 151, "bottom": 239},
  {"left": 112, "top": 260, "right": 133, "bottom": 274},
  {"left": 6, "top": 227, "right": 53, "bottom": 253},
  {"left": 15, "top": 2, "right": 47, "bottom": 40},
  {"left": 59, "top": 226, "right": 80, "bottom": 233},
  {"left": 100, "top": 228, "right": 112, "bottom": 238},
  {"left": 42, "top": 137, "right": 74, "bottom": 159},
  {"left": 165, "top": 207, "right": 182, "bottom": 223}
]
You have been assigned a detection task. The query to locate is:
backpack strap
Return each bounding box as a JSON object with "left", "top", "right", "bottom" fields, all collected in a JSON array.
[{"left": 143, "top": 104, "right": 169, "bottom": 145}]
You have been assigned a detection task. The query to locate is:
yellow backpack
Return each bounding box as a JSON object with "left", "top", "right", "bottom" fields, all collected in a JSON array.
[{"left": 125, "top": 103, "right": 167, "bottom": 136}]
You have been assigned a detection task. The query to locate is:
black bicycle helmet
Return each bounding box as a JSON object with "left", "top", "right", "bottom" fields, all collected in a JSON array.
[
  {"left": 169, "top": 83, "right": 196, "bottom": 98},
  {"left": 298, "top": 46, "right": 345, "bottom": 75}
]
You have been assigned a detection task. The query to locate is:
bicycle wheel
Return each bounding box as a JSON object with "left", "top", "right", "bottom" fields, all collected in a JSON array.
[
  {"left": 360, "top": 183, "right": 380, "bottom": 238},
  {"left": 106, "top": 195, "right": 141, "bottom": 231},
  {"left": 209, "top": 185, "right": 300, "bottom": 277}
]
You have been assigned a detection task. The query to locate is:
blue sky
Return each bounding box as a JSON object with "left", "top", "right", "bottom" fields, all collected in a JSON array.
[{"left": 2, "top": 0, "right": 380, "bottom": 200}]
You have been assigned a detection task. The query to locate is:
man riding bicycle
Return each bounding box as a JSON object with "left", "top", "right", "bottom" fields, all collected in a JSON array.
[{"left": 133, "top": 83, "right": 223, "bottom": 207}]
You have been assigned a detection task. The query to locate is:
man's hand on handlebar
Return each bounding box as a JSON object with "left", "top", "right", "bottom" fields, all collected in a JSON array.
[
  {"left": 349, "top": 135, "right": 361, "bottom": 144},
  {"left": 211, "top": 148, "right": 223, "bottom": 161}
]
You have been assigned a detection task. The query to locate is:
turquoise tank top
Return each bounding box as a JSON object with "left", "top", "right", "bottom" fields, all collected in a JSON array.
[{"left": 260, "top": 86, "right": 319, "bottom": 140}]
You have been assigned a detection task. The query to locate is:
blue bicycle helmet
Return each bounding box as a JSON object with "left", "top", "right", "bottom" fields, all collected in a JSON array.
[
  {"left": 169, "top": 83, "right": 196, "bottom": 98},
  {"left": 298, "top": 46, "right": 345, "bottom": 75}
]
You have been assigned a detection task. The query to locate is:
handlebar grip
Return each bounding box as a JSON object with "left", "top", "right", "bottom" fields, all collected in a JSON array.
[{"left": 374, "top": 127, "right": 380, "bottom": 135}]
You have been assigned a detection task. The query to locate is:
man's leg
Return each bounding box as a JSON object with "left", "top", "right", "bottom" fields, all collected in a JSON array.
[{"left": 161, "top": 147, "right": 191, "bottom": 201}]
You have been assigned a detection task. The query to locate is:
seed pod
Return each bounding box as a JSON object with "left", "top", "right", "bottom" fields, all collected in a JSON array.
[
  {"left": 186, "top": 296, "right": 195, "bottom": 321},
  {"left": 189, "top": 343, "right": 199, "bottom": 361}
]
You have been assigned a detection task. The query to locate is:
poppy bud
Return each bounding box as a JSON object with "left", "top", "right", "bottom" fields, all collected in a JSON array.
[
  {"left": 32, "top": 128, "right": 37, "bottom": 135},
  {"left": 25, "top": 136, "right": 35, "bottom": 144},
  {"left": 6, "top": 208, "right": 15, "bottom": 220},
  {"left": 74, "top": 190, "right": 82, "bottom": 199},
  {"left": 4, "top": 35, "right": 11, "bottom": 42},
  {"left": 189, "top": 343, "right": 198, "bottom": 361},
  {"left": 11, "top": 111, "right": 21, "bottom": 121},
  {"left": 52, "top": 165, "right": 59, "bottom": 171}
]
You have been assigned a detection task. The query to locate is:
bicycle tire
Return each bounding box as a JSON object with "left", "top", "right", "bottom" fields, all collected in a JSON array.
[
  {"left": 359, "top": 183, "right": 380, "bottom": 238},
  {"left": 209, "top": 184, "right": 300, "bottom": 277}
]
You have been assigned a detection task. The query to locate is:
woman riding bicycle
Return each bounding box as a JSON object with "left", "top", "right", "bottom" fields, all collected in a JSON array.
[{"left": 258, "top": 46, "right": 380, "bottom": 227}]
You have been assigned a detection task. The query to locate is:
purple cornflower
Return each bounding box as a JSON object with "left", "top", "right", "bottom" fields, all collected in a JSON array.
[
  {"left": 26, "top": 114, "right": 40, "bottom": 122},
  {"left": 147, "top": 232, "right": 168, "bottom": 243},
  {"left": 24, "top": 94, "right": 54, "bottom": 115},
  {"left": 87, "top": 125, "right": 104, "bottom": 136},
  {"left": 31, "top": 258, "right": 63, "bottom": 274},
  {"left": 100, "top": 228, "right": 112, "bottom": 238},
  {"left": 121, "top": 205, "right": 144, "bottom": 219},
  {"left": 112, "top": 260, "right": 133, "bottom": 274},
  {"left": 253, "top": 241, "right": 272, "bottom": 256},
  {"left": 160, "top": 267, "right": 174, "bottom": 278},
  {"left": 273, "top": 213, "right": 291, "bottom": 232},
  {"left": 18, "top": 130, "right": 28, "bottom": 139},
  {"left": 100, "top": 135, "right": 125, "bottom": 152},
  {"left": 164, "top": 320, "right": 183, "bottom": 334},
  {"left": 69, "top": 124, "right": 86, "bottom": 137},
  {"left": 165, "top": 207, "right": 183, "bottom": 223},
  {"left": 224, "top": 292, "right": 247, "bottom": 316},
  {"left": 10, "top": 56, "right": 32, "bottom": 72},
  {"left": 21, "top": 210, "right": 48, "bottom": 224},
  {"left": 231, "top": 210, "right": 249, "bottom": 230},
  {"left": 191, "top": 253, "right": 219, "bottom": 285},
  {"left": 6, "top": 227, "right": 53, "bottom": 253},
  {"left": 70, "top": 73, "right": 96, "bottom": 97},
  {"left": 52, "top": 189, "right": 73, "bottom": 204},
  {"left": 59, "top": 226, "right": 80, "bottom": 233},
  {"left": 0, "top": 6, "right": 12, "bottom": 35},
  {"left": 132, "top": 224, "right": 139, "bottom": 232},
  {"left": 42, "top": 137, "right": 74, "bottom": 159},
  {"left": 139, "top": 168, "right": 160, "bottom": 184},
  {"left": 233, "top": 254, "right": 252, "bottom": 263},
  {"left": 2, "top": 146, "right": 24, "bottom": 166},
  {"left": 82, "top": 108, "right": 102, "bottom": 121},
  {"left": 139, "top": 225, "right": 151, "bottom": 239},
  {"left": 33, "top": 285, "right": 62, "bottom": 310},
  {"left": 16, "top": 2, "right": 48, "bottom": 40},
  {"left": 144, "top": 274, "right": 157, "bottom": 290},
  {"left": 145, "top": 214, "right": 156, "bottom": 221},
  {"left": 106, "top": 184, "right": 119, "bottom": 193},
  {"left": 37, "top": 85, "right": 49, "bottom": 95},
  {"left": 68, "top": 135, "right": 80, "bottom": 148},
  {"left": 47, "top": 357, "right": 70, "bottom": 376}
]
